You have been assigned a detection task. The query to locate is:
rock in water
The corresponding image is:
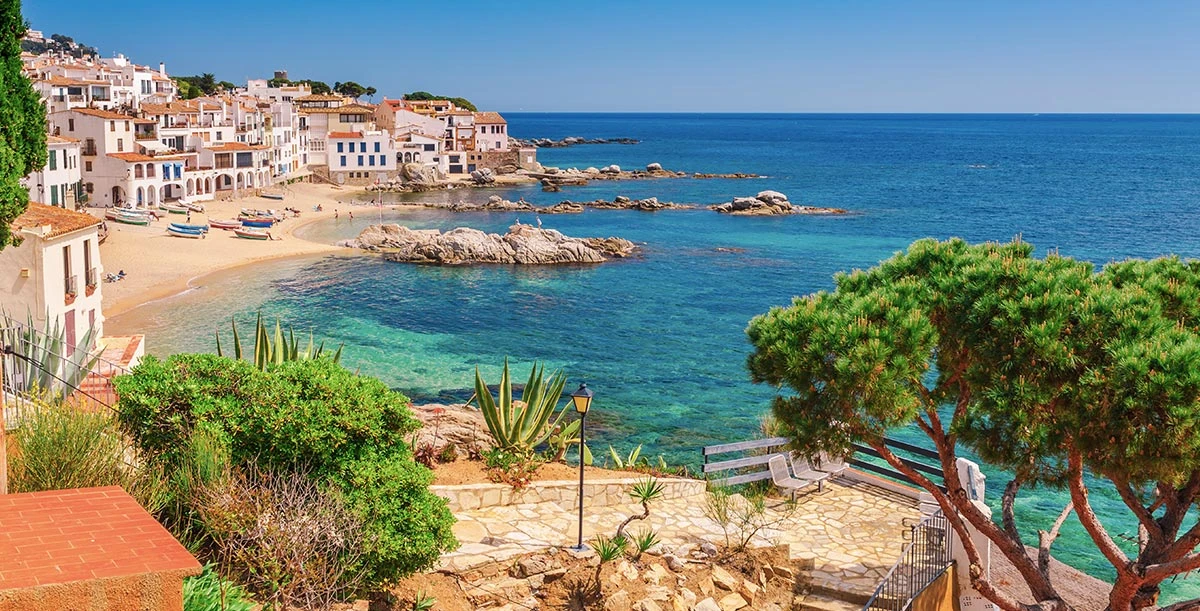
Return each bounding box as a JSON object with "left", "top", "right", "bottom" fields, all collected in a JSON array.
[
  {"left": 339, "top": 223, "right": 636, "bottom": 265},
  {"left": 646, "top": 162, "right": 663, "bottom": 171},
  {"left": 709, "top": 190, "right": 848, "bottom": 216}
]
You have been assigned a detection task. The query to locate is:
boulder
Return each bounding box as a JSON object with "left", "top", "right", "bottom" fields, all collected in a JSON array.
[
  {"left": 470, "top": 168, "right": 496, "bottom": 185},
  {"left": 605, "top": 591, "right": 632, "bottom": 611},
  {"left": 339, "top": 223, "right": 637, "bottom": 265},
  {"left": 614, "top": 195, "right": 631, "bottom": 204},
  {"left": 639, "top": 600, "right": 664, "bottom": 611},
  {"left": 755, "top": 190, "right": 789, "bottom": 203},
  {"left": 698, "top": 542, "right": 719, "bottom": 557},
  {"left": 488, "top": 195, "right": 503, "bottom": 204},
  {"left": 717, "top": 593, "right": 748, "bottom": 611},
  {"left": 584, "top": 167, "right": 601, "bottom": 174},
  {"left": 408, "top": 403, "right": 490, "bottom": 452},
  {"left": 693, "top": 599, "right": 721, "bottom": 611},
  {"left": 646, "top": 162, "right": 663, "bottom": 172},
  {"left": 401, "top": 162, "right": 437, "bottom": 184},
  {"left": 601, "top": 164, "right": 621, "bottom": 174},
  {"left": 710, "top": 565, "right": 739, "bottom": 592}
]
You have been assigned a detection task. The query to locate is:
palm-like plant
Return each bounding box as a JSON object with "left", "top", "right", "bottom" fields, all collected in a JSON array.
[
  {"left": 1, "top": 312, "right": 99, "bottom": 398},
  {"left": 615, "top": 477, "right": 666, "bottom": 539},
  {"left": 472, "top": 359, "right": 570, "bottom": 456},
  {"left": 215, "top": 313, "right": 343, "bottom": 371}
]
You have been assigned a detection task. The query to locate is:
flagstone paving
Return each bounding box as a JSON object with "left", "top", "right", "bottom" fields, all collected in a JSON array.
[{"left": 437, "top": 477, "right": 921, "bottom": 598}]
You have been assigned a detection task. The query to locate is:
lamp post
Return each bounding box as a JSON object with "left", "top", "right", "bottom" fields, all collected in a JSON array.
[{"left": 569, "top": 382, "right": 593, "bottom": 551}]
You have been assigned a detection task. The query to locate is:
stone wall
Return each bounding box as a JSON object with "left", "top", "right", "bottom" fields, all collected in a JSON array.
[
  {"left": 432, "top": 477, "right": 707, "bottom": 512},
  {"left": 0, "top": 569, "right": 193, "bottom": 611}
]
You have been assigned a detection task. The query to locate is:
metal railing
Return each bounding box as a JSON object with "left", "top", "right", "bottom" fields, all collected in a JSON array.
[
  {"left": 1, "top": 322, "right": 130, "bottom": 430},
  {"left": 85, "top": 267, "right": 98, "bottom": 288},
  {"left": 65, "top": 275, "right": 78, "bottom": 296},
  {"left": 863, "top": 511, "right": 954, "bottom": 611}
]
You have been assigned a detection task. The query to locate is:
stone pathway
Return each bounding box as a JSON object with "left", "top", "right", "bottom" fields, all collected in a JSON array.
[{"left": 439, "top": 476, "right": 920, "bottom": 599}]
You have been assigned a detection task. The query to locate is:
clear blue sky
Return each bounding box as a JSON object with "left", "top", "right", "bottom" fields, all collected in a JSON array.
[{"left": 25, "top": 0, "right": 1200, "bottom": 112}]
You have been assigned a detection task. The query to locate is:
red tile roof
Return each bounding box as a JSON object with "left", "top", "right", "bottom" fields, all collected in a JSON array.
[
  {"left": 11, "top": 202, "right": 101, "bottom": 238},
  {"left": 69, "top": 108, "right": 134, "bottom": 120},
  {"left": 473, "top": 111, "right": 506, "bottom": 124},
  {"left": 0, "top": 487, "right": 199, "bottom": 590},
  {"left": 107, "top": 153, "right": 157, "bottom": 162},
  {"left": 206, "top": 142, "right": 267, "bottom": 151},
  {"left": 327, "top": 131, "right": 363, "bottom": 139}
]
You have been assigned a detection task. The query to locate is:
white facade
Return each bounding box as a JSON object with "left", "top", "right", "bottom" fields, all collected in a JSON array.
[
  {"left": 245, "top": 78, "right": 311, "bottom": 103},
  {"left": 473, "top": 112, "right": 509, "bottom": 152},
  {"left": 328, "top": 131, "right": 395, "bottom": 183},
  {"left": 0, "top": 203, "right": 105, "bottom": 342},
  {"left": 26, "top": 136, "right": 82, "bottom": 208}
]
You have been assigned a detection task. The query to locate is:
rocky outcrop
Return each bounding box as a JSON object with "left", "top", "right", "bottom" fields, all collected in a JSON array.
[
  {"left": 513, "top": 136, "right": 640, "bottom": 148},
  {"left": 710, "top": 191, "right": 849, "bottom": 216},
  {"left": 401, "top": 162, "right": 438, "bottom": 184},
  {"left": 448, "top": 195, "right": 536, "bottom": 212},
  {"left": 410, "top": 403, "right": 490, "bottom": 453},
  {"left": 561, "top": 196, "right": 690, "bottom": 211},
  {"left": 529, "top": 165, "right": 762, "bottom": 191},
  {"left": 470, "top": 168, "right": 496, "bottom": 185},
  {"left": 339, "top": 223, "right": 637, "bottom": 265}
]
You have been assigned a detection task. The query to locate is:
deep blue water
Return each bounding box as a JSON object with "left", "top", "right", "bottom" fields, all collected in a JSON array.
[{"left": 115, "top": 114, "right": 1200, "bottom": 597}]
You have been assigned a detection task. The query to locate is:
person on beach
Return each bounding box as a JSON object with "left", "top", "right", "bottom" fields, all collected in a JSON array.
[
  {"left": 187, "top": 210, "right": 192, "bottom": 223},
  {"left": 335, "top": 210, "right": 339, "bottom": 219},
  {"left": 349, "top": 211, "right": 353, "bottom": 220}
]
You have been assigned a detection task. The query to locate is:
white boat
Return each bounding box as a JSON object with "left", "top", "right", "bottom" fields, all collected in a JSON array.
[
  {"left": 167, "top": 226, "right": 203, "bottom": 238},
  {"left": 183, "top": 202, "right": 206, "bottom": 213}
]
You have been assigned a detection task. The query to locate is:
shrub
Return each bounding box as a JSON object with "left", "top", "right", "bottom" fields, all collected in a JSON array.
[
  {"left": 482, "top": 447, "right": 542, "bottom": 489},
  {"left": 8, "top": 400, "right": 166, "bottom": 513},
  {"left": 113, "top": 354, "right": 457, "bottom": 589},
  {"left": 183, "top": 564, "right": 255, "bottom": 611},
  {"left": 471, "top": 359, "right": 570, "bottom": 456},
  {"left": 194, "top": 465, "right": 367, "bottom": 610},
  {"left": 614, "top": 477, "right": 665, "bottom": 539}
]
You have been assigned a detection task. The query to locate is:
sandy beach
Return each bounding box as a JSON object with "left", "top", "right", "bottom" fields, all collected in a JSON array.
[{"left": 98, "top": 182, "right": 366, "bottom": 319}]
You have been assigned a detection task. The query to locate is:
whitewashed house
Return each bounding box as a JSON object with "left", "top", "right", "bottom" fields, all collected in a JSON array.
[
  {"left": 328, "top": 131, "right": 396, "bottom": 184},
  {"left": 25, "top": 135, "right": 83, "bottom": 208}
]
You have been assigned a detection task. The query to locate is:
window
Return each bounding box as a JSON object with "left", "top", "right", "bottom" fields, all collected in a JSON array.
[
  {"left": 116, "top": 138, "right": 124, "bottom": 152},
  {"left": 62, "top": 245, "right": 72, "bottom": 294},
  {"left": 110, "top": 121, "right": 115, "bottom": 132},
  {"left": 379, "top": 155, "right": 385, "bottom": 166},
  {"left": 216, "top": 132, "right": 223, "bottom": 141},
  {"left": 48, "top": 150, "right": 57, "bottom": 170},
  {"left": 357, "top": 155, "right": 363, "bottom": 166},
  {"left": 124, "top": 121, "right": 130, "bottom": 131},
  {"left": 147, "top": 164, "right": 155, "bottom": 177},
  {"left": 374, "top": 142, "right": 380, "bottom": 153},
  {"left": 85, "top": 161, "right": 92, "bottom": 172},
  {"left": 337, "top": 142, "right": 344, "bottom": 153},
  {"left": 369, "top": 155, "right": 375, "bottom": 167},
  {"left": 50, "top": 184, "right": 59, "bottom": 205},
  {"left": 84, "top": 240, "right": 92, "bottom": 283},
  {"left": 340, "top": 155, "right": 346, "bottom": 166},
  {"left": 68, "top": 118, "right": 74, "bottom": 131}
]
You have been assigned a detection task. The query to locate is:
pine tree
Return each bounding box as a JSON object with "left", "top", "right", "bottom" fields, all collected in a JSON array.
[{"left": 0, "top": 0, "right": 46, "bottom": 249}]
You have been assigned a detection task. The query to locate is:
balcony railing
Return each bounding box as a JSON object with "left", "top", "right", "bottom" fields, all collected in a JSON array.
[
  {"left": 82, "top": 145, "right": 97, "bottom": 156},
  {"left": 135, "top": 133, "right": 157, "bottom": 141},
  {"left": 215, "top": 161, "right": 234, "bottom": 169},
  {"left": 65, "top": 275, "right": 78, "bottom": 297},
  {"left": 85, "top": 267, "right": 97, "bottom": 288}
]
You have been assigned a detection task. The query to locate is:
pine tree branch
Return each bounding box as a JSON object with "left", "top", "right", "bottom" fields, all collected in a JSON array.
[
  {"left": 1038, "top": 502, "right": 1074, "bottom": 582},
  {"left": 1067, "top": 449, "right": 1130, "bottom": 572}
]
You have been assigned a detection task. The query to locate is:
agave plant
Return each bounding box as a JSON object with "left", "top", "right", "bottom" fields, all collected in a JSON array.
[
  {"left": 472, "top": 359, "right": 570, "bottom": 456},
  {"left": 215, "top": 313, "right": 343, "bottom": 371},
  {"left": 0, "top": 312, "right": 99, "bottom": 399}
]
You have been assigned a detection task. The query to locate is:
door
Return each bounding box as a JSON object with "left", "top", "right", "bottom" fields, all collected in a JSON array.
[{"left": 65, "top": 311, "right": 76, "bottom": 357}]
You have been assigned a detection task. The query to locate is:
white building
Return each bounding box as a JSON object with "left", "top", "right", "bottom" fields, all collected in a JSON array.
[
  {"left": 26, "top": 136, "right": 82, "bottom": 208},
  {"left": 245, "top": 78, "right": 311, "bottom": 103},
  {"left": 328, "top": 131, "right": 396, "bottom": 184},
  {"left": 473, "top": 112, "right": 509, "bottom": 152},
  {"left": 0, "top": 203, "right": 105, "bottom": 344}
]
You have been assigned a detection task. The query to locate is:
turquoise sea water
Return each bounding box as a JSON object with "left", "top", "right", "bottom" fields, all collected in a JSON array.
[{"left": 112, "top": 114, "right": 1200, "bottom": 598}]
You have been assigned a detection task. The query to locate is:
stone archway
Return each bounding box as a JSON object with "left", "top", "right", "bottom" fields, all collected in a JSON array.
[
  {"left": 186, "top": 178, "right": 194, "bottom": 196},
  {"left": 136, "top": 186, "right": 144, "bottom": 206}
]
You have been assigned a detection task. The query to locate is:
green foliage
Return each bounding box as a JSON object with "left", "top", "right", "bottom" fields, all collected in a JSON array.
[
  {"left": 592, "top": 534, "right": 628, "bottom": 563},
  {"left": 607, "top": 444, "right": 643, "bottom": 470},
  {"left": 0, "top": 0, "right": 47, "bottom": 249},
  {"left": 215, "top": 313, "right": 343, "bottom": 371},
  {"left": 1, "top": 312, "right": 99, "bottom": 398},
  {"left": 412, "top": 591, "right": 436, "bottom": 611},
  {"left": 628, "top": 528, "right": 661, "bottom": 560},
  {"left": 175, "top": 73, "right": 218, "bottom": 96},
  {"left": 745, "top": 237, "right": 1200, "bottom": 604},
  {"left": 113, "top": 354, "right": 458, "bottom": 588},
  {"left": 547, "top": 418, "right": 581, "bottom": 462},
  {"left": 333, "top": 81, "right": 371, "bottom": 100},
  {"left": 9, "top": 400, "right": 167, "bottom": 513},
  {"left": 20, "top": 33, "right": 97, "bottom": 58},
  {"left": 183, "top": 564, "right": 256, "bottom": 611},
  {"left": 402, "top": 91, "right": 477, "bottom": 112},
  {"left": 629, "top": 476, "right": 666, "bottom": 504},
  {"left": 482, "top": 447, "right": 542, "bottom": 489},
  {"left": 472, "top": 360, "right": 570, "bottom": 456}
]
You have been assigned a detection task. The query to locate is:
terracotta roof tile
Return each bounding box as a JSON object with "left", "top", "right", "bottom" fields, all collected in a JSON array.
[
  {"left": 0, "top": 487, "right": 200, "bottom": 590},
  {"left": 11, "top": 202, "right": 101, "bottom": 238},
  {"left": 295, "top": 93, "right": 344, "bottom": 102},
  {"left": 327, "top": 131, "right": 364, "bottom": 139},
  {"left": 46, "top": 135, "right": 80, "bottom": 144},
  {"left": 473, "top": 111, "right": 506, "bottom": 124},
  {"left": 67, "top": 108, "right": 134, "bottom": 120},
  {"left": 107, "top": 152, "right": 157, "bottom": 162}
]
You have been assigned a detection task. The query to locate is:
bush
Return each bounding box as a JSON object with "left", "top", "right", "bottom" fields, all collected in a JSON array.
[
  {"left": 112, "top": 354, "right": 458, "bottom": 589},
  {"left": 195, "top": 465, "right": 367, "bottom": 609},
  {"left": 8, "top": 400, "right": 166, "bottom": 512},
  {"left": 183, "top": 564, "right": 255, "bottom": 611}
]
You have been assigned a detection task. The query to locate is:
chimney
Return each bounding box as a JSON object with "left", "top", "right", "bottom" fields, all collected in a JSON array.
[{"left": 159, "top": 62, "right": 165, "bottom": 76}]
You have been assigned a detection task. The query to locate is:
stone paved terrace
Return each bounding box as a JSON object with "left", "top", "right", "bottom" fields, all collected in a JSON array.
[{"left": 438, "top": 474, "right": 921, "bottom": 599}]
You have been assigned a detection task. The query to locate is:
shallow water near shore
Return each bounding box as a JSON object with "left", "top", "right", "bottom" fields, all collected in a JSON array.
[{"left": 111, "top": 114, "right": 1200, "bottom": 597}]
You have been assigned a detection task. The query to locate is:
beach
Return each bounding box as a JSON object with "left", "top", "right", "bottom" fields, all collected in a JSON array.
[{"left": 98, "top": 182, "right": 370, "bottom": 319}]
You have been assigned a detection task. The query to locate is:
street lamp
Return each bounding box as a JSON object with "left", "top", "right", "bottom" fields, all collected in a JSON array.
[{"left": 569, "top": 382, "right": 593, "bottom": 551}]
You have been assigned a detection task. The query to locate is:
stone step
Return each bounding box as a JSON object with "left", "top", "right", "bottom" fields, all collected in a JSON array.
[
  {"left": 795, "top": 594, "right": 866, "bottom": 611},
  {"left": 808, "top": 573, "right": 874, "bottom": 605}
]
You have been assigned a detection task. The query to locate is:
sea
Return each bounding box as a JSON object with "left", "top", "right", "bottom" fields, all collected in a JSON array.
[{"left": 111, "top": 114, "right": 1200, "bottom": 598}]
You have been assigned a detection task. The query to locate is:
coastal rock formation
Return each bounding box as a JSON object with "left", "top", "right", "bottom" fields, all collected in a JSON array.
[
  {"left": 513, "top": 136, "right": 640, "bottom": 148},
  {"left": 470, "top": 168, "right": 496, "bottom": 185},
  {"left": 560, "top": 196, "right": 690, "bottom": 211},
  {"left": 447, "top": 195, "right": 536, "bottom": 212},
  {"left": 410, "top": 403, "right": 491, "bottom": 453},
  {"left": 401, "top": 162, "right": 438, "bottom": 184},
  {"left": 340, "top": 223, "right": 637, "bottom": 264},
  {"left": 646, "top": 162, "right": 663, "bottom": 171},
  {"left": 710, "top": 191, "right": 849, "bottom": 216}
]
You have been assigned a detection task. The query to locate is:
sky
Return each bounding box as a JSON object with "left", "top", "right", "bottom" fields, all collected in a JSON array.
[{"left": 23, "top": 0, "right": 1200, "bottom": 113}]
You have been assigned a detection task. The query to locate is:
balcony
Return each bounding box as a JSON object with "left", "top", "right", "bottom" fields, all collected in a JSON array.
[
  {"left": 64, "top": 275, "right": 78, "bottom": 304},
  {"left": 85, "top": 267, "right": 97, "bottom": 288},
  {"left": 81, "top": 145, "right": 98, "bottom": 156},
  {"left": 135, "top": 133, "right": 157, "bottom": 141}
]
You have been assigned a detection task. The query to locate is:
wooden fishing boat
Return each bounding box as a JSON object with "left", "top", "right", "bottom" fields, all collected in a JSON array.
[
  {"left": 167, "top": 226, "right": 204, "bottom": 239},
  {"left": 233, "top": 228, "right": 269, "bottom": 240},
  {"left": 113, "top": 212, "right": 151, "bottom": 226},
  {"left": 169, "top": 222, "right": 209, "bottom": 233},
  {"left": 238, "top": 217, "right": 274, "bottom": 228},
  {"left": 209, "top": 219, "right": 242, "bottom": 230},
  {"left": 260, "top": 192, "right": 284, "bottom": 201},
  {"left": 160, "top": 204, "right": 189, "bottom": 214},
  {"left": 183, "top": 202, "right": 206, "bottom": 213}
]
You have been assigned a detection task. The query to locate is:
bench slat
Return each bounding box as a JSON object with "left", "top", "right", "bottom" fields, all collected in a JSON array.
[
  {"left": 701, "top": 453, "right": 781, "bottom": 473},
  {"left": 711, "top": 471, "right": 774, "bottom": 486},
  {"left": 703, "top": 437, "right": 790, "bottom": 456}
]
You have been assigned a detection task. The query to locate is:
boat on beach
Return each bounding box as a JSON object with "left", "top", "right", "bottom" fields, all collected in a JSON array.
[
  {"left": 261, "top": 192, "right": 285, "bottom": 201},
  {"left": 233, "top": 228, "right": 270, "bottom": 240},
  {"left": 167, "top": 225, "right": 204, "bottom": 239},
  {"left": 238, "top": 217, "right": 275, "bottom": 228},
  {"left": 169, "top": 222, "right": 209, "bottom": 233},
  {"left": 160, "top": 203, "right": 189, "bottom": 214},
  {"left": 183, "top": 202, "right": 206, "bottom": 213},
  {"left": 209, "top": 219, "right": 242, "bottom": 230},
  {"left": 110, "top": 211, "right": 151, "bottom": 226}
]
